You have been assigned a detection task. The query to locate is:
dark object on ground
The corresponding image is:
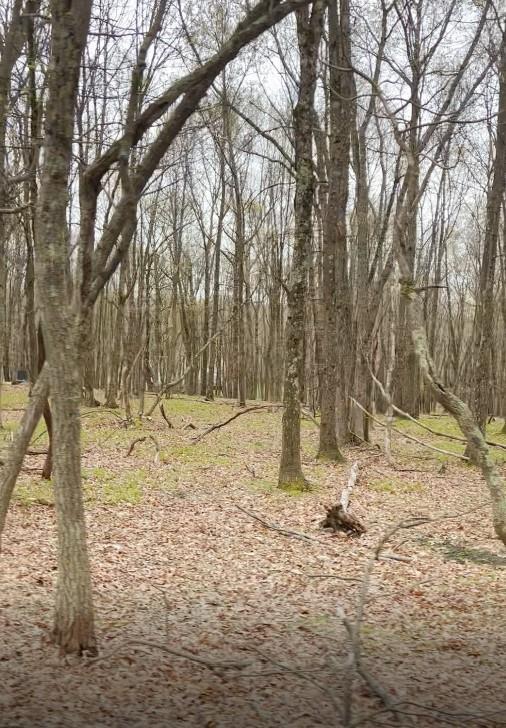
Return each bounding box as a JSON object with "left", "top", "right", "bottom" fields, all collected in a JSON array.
[
  {"left": 321, "top": 504, "right": 366, "bottom": 536},
  {"left": 160, "top": 404, "right": 173, "bottom": 428}
]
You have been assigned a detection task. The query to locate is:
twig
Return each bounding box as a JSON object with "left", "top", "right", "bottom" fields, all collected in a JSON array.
[
  {"left": 193, "top": 405, "right": 279, "bottom": 443},
  {"left": 368, "top": 367, "right": 506, "bottom": 451},
  {"left": 235, "top": 504, "right": 321, "bottom": 543},
  {"left": 159, "top": 404, "right": 173, "bottom": 428},
  {"left": 350, "top": 398, "right": 470, "bottom": 461},
  {"left": 99, "top": 640, "right": 252, "bottom": 671},
  {"left": 251, "top": 648, "right": 343, "bottom": 717},
  {"left": 126, "top": 435, "right": 160, "bottom": 463},
  {"left": 336, "top": 517, "right": 431, "bottom": 725}
]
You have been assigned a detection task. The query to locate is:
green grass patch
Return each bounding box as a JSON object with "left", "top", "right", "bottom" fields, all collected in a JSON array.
[
  {"left": 0, "top": 383, "right": 29, "bottom": 408},
  {"left": 247, "top": 477, "right": 276, "bottom": 494},
  {"left": 83, "top": 466, "right": 146, "bottom": 505},
  {"left": 16, "top": 467, "right": 146, "bottom": 507},
  {"left": 150, "top": 395, "right": 228, "bottom": 422},
  {"left": 368, "top": 477, "right": 425, "bottom": 495},
  {"left": 15, "top": 480, "right": 54, "bottom": 507},
  {"left": 278, "top": 480, "right": 313, "bottom": 495}
]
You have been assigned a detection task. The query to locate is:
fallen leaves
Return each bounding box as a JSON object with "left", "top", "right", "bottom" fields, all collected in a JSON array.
[{"left": 0, "top": 393, "right": 505, "bottom": 725}]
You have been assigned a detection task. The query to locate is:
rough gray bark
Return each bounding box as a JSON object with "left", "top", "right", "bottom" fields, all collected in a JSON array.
[
  {"left": 279, "top": 1, "right": 324, "bottom": 488},
  {"left": 318, "top": 0, "right": 351, "bottom": 459},
  {"left": 35, "top": 0, "right": 95, "bottom": 654}
]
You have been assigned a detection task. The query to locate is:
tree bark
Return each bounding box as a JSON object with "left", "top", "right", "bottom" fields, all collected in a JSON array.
[
  {"left": 279, "top": 1, "right": 324, "bottom": 488},
  {"left": 0, "top": 366, "right": 50, "bottom": 544},
  {"left": 318, "top": 0, "right": 351, "bottom": 459},
  {"left": 472, "top": 29, "right": 506, "bottom": 432},
  {"left": 35, "top": 0, "right": 96, "bottom": 654}
]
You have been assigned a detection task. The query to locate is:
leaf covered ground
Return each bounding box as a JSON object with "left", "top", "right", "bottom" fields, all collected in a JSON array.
[{"left": 1, "top": 386, "right": 505, "bottom": 727}]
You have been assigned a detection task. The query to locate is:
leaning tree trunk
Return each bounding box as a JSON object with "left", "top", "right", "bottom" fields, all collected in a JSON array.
[
  {"left": 34, "top": 0, "right": 96, "bottom": 654},
  {"left": 0, "top": 366, "right": 50, "bottom": 544},
  {"left": 396, "top": 238, "right": 506, "bottom": 547},
  {"left": 279, "top": 1, "right": 324, "bottom": 488}
]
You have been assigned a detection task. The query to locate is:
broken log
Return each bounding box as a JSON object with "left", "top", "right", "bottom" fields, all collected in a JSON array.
[{"left": 321, "top": 461, "right": 366, "bottom": 536}]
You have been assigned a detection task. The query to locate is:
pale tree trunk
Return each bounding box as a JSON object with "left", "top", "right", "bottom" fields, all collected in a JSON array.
[
  {"left": 384, "top": 271, "right": 399, "bottom": 462},
  {"left": 0, "top": 366, "right": 50, "bottom": 543},
  {"left": 472, "top": 29, "right": 506, "bottom": 432},
  {"left": 105, "top": 260, "right": 128, "bottom": 408},
  {"left": 398, "top": 253, "right": 506, "bottom": 546},
  {"left": 279, "top": 1, "right": 324, "bottom": 488},
  {"left": 348, "top": 12, "right": 388, "bottom": 442},
  {"left": 35, "top": 0, "right": 96, "bottom": 654},
  {"left": 206, "top": 144, "right": 226, "bottom": 400},
  {"left": 81, "top": 313, "right": 99, "bottom": 406}
]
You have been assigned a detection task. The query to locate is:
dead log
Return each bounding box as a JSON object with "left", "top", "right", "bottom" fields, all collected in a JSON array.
[
  {"left": 321, "top": 461, "right": 366, "bottom": 536},
  {"left": 192, "top": 405, "right": 278, "bottom": 443},
  {"left": 321, "top": 505, "right": 366, "bottom": 536}
]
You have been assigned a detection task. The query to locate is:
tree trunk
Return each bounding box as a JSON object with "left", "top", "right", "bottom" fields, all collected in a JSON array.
[
  {"left": 279, "top": 2, "right": 324, "bottom": 488},
  {"left": 206, "top": 141, "right": 226, "bottom": 401},
  {"left": 0, "top": 366, "right": 50, "bottom": 544},
  {"left": 0, "top": 0, "right": 25, "bottom": 428},
  {"left": 34, "top": 0, "right": 96, "bottom": 654},
  {"left": 318, "top": 0, "right": 350, "bottom": 459},
  {"left": 472, "top": 29, "right": 506, "bottom": 432}
]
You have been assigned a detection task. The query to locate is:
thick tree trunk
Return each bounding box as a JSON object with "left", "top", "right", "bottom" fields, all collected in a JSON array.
[
  {"left": 35, "top": 0, "right": 96, "bottom": 654},
  {"left": 318, "top": 0, "right": 351, "bottom": 459},
  {"left": 279, "top": 2, "right": 324, "bottom": 488}
]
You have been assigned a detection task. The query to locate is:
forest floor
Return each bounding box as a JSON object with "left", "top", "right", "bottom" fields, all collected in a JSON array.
[{"left": 1, "top": 385, "right": 506, "bottom": 728}]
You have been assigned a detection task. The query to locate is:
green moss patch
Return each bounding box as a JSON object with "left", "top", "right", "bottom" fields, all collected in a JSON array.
[{"left": 368, "top": 477, "right": 425, "bottom": 495}]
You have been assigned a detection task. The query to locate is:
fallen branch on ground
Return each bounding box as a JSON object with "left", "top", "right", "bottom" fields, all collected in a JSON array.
[
  {"left": 193, "top": 405, "right": 280, "bottom": 443},
  {"left": 126, "top": 435, "right": 160, "bottom": 463},
  {"left": 350, "top": 398, "right": 469, "bottom": 461},
  {"left": 369, "top": 366, "right": 506, "bottom": 451},
  {"left": 159, "top": 404, "right": 173, "bottom": 428},
  {"left": 341, "top": 461, "right": 360, "bottom": 512},
  {"left": 236, "top": 504, "right": 320, "bottom": 543}
]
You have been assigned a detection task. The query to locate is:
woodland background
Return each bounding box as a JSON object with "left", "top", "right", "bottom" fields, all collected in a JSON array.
[{"left": 0, "top": 0, "right": 506, "bottom": 726}]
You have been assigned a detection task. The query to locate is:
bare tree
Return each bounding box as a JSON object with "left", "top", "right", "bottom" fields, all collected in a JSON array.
[{"left": 279, "top": 1, "right": 324, "bottom": 488}]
